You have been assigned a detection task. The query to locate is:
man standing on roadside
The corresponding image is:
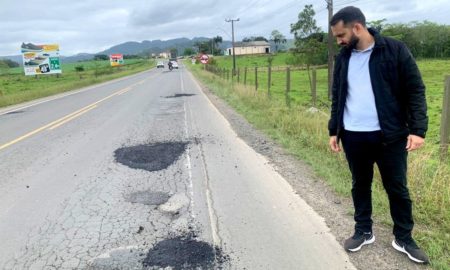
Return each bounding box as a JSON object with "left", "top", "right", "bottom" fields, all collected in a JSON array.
[{"left": 328, "top": 6, "right": 429, "bottom": 264}]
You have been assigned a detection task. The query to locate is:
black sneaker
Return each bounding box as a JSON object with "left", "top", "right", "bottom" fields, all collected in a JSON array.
[
  {"left": 344, "top": 231, "right": 375, "bottom": 252},
  {"left": 392, "top": 239, "right": 430, "bottom": 264}
]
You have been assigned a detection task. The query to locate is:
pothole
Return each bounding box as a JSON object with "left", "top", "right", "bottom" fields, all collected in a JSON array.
[
  {"left": 124, "top": 190, "right": 170, "bottom": 206},
  {"left": 165, "top": 93, "right": 196, "bottom": 98},
  {"left": 143, "top": 235, "right": 228, "bottom": 270},
  {"left": 114, "top": 142, "right": 188, "bottom": 171},
  {"left": 158, "top": 192, "right": 190, "bottom": 215}
]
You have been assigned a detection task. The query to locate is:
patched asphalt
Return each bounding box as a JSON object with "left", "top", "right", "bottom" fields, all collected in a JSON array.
[
  {"left": 114, "top": 142, "right": 188, "bottom": 172},
  {"left": 142, "top": 234, "right": 228, "bottom": 270},
  {"left": 124, "top": 190, "right": 171, "bottom": 206},
  {"left": 164, "top": 94, "right": 196, "bottom": 98}
]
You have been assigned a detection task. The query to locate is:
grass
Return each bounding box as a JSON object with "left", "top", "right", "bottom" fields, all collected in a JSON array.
[
  {"left": 188, "top": 55, "right": 450, "bottom": 270},
  {"left": 0, "top": 59, "right": 155, "bottom": 108}
]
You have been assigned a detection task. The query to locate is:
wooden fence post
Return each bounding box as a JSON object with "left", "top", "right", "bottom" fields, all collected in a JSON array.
[
  {"left": 255, "top": 67, "right": 258, "bottom": 91},
  {"left": 440, "top": 76, "right": 450, "bottom": 160},
  {"left": 312, "top": 68, "right": 317, "bottom": 106},
  {"left": 237, "top": 68, "right": 240, "bottom": 83},
  {"left": 268, "top": 66, "right": 272, "bottom": 97},
  {"left": 244, "top": 67, "right": 247, "bottom": 85},
  {"left": 285, "top": 67, "right": 291, "bottom": 107}
]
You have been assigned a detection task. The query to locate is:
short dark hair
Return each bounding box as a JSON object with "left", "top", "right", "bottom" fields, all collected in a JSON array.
[{"left": 330, "top": 6, "right": 366, "bottom": 27}]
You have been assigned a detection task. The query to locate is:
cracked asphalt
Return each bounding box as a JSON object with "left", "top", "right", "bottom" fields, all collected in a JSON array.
[{"left": 0, "top": 65, "right": 356, "bottom": 269}]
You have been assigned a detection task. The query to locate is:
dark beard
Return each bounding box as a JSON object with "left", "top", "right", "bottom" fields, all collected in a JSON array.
[
  {"left": 340, "top": 35, "right": 359, "bottom": 49},
  {"left": 346, "top": 35, "right": 359, "bottom": 49}
]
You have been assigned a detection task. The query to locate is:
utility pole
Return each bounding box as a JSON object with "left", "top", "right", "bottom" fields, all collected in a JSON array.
[
  {"left": 326, "top": 0, "right": 334, "bottom": 100},
  {"left": 211, "top": 39, "right": 214, "bottom": 55},
  {"left": 226, "top": 18, "right": 239, "bottom": 75}
]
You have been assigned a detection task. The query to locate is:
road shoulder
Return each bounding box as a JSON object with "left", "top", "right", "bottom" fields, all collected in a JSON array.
[{"left": 194, "top": 78, "right": 429, "bottom": 270}]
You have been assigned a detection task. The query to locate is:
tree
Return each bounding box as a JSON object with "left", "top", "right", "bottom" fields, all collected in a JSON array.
[
  {"left": 183, "top": 48, "right": 195, "bottom": 56},
  {"left": 367, "top": 19, "right": 387, "bottom": 33},
  {"left": 290, "top": 4, "right": 326, "bottom": 93},
  {"left": 74, "top": 65, "right": 84, "bottom": 79},
  {"left": 94, "top": 54, "right": 109, "bottom": 61},
  {"left": 242, "top": 36, "right": 268, "bottom": 42},
  {"left": 254, "top": 36, "right": 268, "bottom": 42},
  {"left": 194, "top": 41, "right": 211, "bottom": 54},
  {"left": 383, "top": 21, "right": 450, "bottom": 58},
  {"left": 123, "top": 55, "right": 140, "bottom": 59},
  {"left": 212, "top": 36, "right": 223, "bottom": 55},
  {"left": 270, "top": 30, "right": 287, "bottom": 52},
  {"left": 291, "top": 5, "right": 321, "bottom": 40}
]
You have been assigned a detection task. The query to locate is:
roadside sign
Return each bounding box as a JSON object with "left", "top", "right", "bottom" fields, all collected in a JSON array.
[
  {"left": 21, "top": 43, "right": 61, "bottom": 76},
  {"left": 110, "top": 54, "right": 124, "bottom": 67},
  {"left": 200, "top": 54, "right": 209, "bottom": 64}
]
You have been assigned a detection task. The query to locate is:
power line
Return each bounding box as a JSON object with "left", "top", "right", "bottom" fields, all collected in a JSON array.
[
  {"left": 264, "top": 0, "right": 309, "bottom": 36},
  {"left": 334, "top": 0, "right": 360, "bottom": 8},
  {"left": 236, "top": 0, "right": 264, "bottom": 18}
]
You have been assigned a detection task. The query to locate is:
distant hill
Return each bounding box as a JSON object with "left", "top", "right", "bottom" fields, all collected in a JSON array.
[
  {"left": 0, "top": 55, "right": 22, "bottom": 65},
  {"left": 62, "top": 53, "right": 96, "bottom": 63},
  {"left": 97, "top": 37, "right": 230, "bottom": 57}
]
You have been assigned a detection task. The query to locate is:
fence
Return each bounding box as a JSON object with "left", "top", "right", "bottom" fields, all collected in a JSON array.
[
  {"left": 205, "top": 64, "right": 328, "bottom": 108},
  {"left": 440, "top": 76, "right": 450, "bottom": 160},
  {"left": 204, "top": 64, "right": 450, "bottom": 161}
]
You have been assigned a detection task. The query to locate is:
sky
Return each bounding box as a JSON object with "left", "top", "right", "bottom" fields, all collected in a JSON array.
[{"left": 1, "top": 0, "right": 449, "bottom": 56}]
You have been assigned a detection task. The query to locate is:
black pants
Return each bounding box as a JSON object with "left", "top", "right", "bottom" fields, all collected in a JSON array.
[{"left": 341, "top": 130, "right": 413, "bottom": 242}]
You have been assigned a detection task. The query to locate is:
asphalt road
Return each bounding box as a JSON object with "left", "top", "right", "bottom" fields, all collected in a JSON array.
[{"left": 0, "top": 64, "right": 356, "bottom": 269}]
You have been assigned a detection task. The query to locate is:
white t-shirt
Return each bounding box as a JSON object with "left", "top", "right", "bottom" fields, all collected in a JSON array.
[{"left": 343, "top": 43, "right": 381, "bottom": 132}]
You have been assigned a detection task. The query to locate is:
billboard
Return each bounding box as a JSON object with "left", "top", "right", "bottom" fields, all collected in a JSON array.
[
  {"left": 21, "top": 43, "right": 61, "bottom": 76},
  {"left": 110, "top": 54, "right": 124, "bottom": 67}
]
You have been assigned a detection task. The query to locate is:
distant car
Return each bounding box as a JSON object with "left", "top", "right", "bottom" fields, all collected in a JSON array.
[
  {"left": 156, "top": 61, "right": 164, "bottom": 68},
  {"left": 171, "top": 61, "right": 179, "bottom": 69}
]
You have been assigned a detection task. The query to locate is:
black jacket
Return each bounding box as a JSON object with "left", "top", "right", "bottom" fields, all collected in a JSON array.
[{"left": 328, "top": 28, "right": 428, "bottom": 143}]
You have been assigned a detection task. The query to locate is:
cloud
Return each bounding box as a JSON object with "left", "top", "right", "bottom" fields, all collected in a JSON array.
[{"left": 0, "top": 0, "right": 449, "bottom": 56}]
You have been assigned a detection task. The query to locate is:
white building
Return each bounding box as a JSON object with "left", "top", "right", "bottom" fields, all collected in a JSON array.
[
  {"left": 159, "top": 52, "right": 170, "bottom": 58},
  {"left": 225, "top": 41, "right": 270, "bottom": 56}
]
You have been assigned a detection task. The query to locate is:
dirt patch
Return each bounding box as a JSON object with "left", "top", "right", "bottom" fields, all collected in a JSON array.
[
  {"left": 114, "top": 142, "right": 188, "bottom": 172},
  {"left": 165, "top": 93, "right": 196, "bottom": 98},
  {"left": 124, "top": 190, "right": 170, "bottom": 206},
  {"left": 142, "top": 235, "right": 228, "bottom": 270}
]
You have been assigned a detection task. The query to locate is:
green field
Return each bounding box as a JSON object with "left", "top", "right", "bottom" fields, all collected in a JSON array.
[
  {"left": 189, "top": 54, "right": 450, "bottom": 270},
  {"left": 210, "top": 53, "right": 450, "bottom": 144},
  {"left": 0, "top": 59, "right": 155, "bottom": 108}
]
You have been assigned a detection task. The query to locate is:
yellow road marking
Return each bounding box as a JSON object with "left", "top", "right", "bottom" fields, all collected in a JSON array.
[
  {"left": 48, "top": 105, "right": 97, "bottom": 130},
  {"left": 0, "top": 86, "right": 136, "bottom": 151},
  {"left": 117, "top": 87, "right": 132, "bottom": 96}
]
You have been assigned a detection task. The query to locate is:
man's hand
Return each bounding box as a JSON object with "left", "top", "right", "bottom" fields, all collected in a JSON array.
[
  {"left": 329, "top": 136, "right": 341, "bottom": 152},
  {"left": 406, "top": 135, "right": 424, "bottom": 151}
]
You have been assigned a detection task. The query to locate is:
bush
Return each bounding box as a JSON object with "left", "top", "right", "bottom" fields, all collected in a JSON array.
[
  {"left": 208, "top": 57, "right": 217, "bottom": 66},
  {"left": 0, "top": 59, "right": 20, "bottom": 68}
]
